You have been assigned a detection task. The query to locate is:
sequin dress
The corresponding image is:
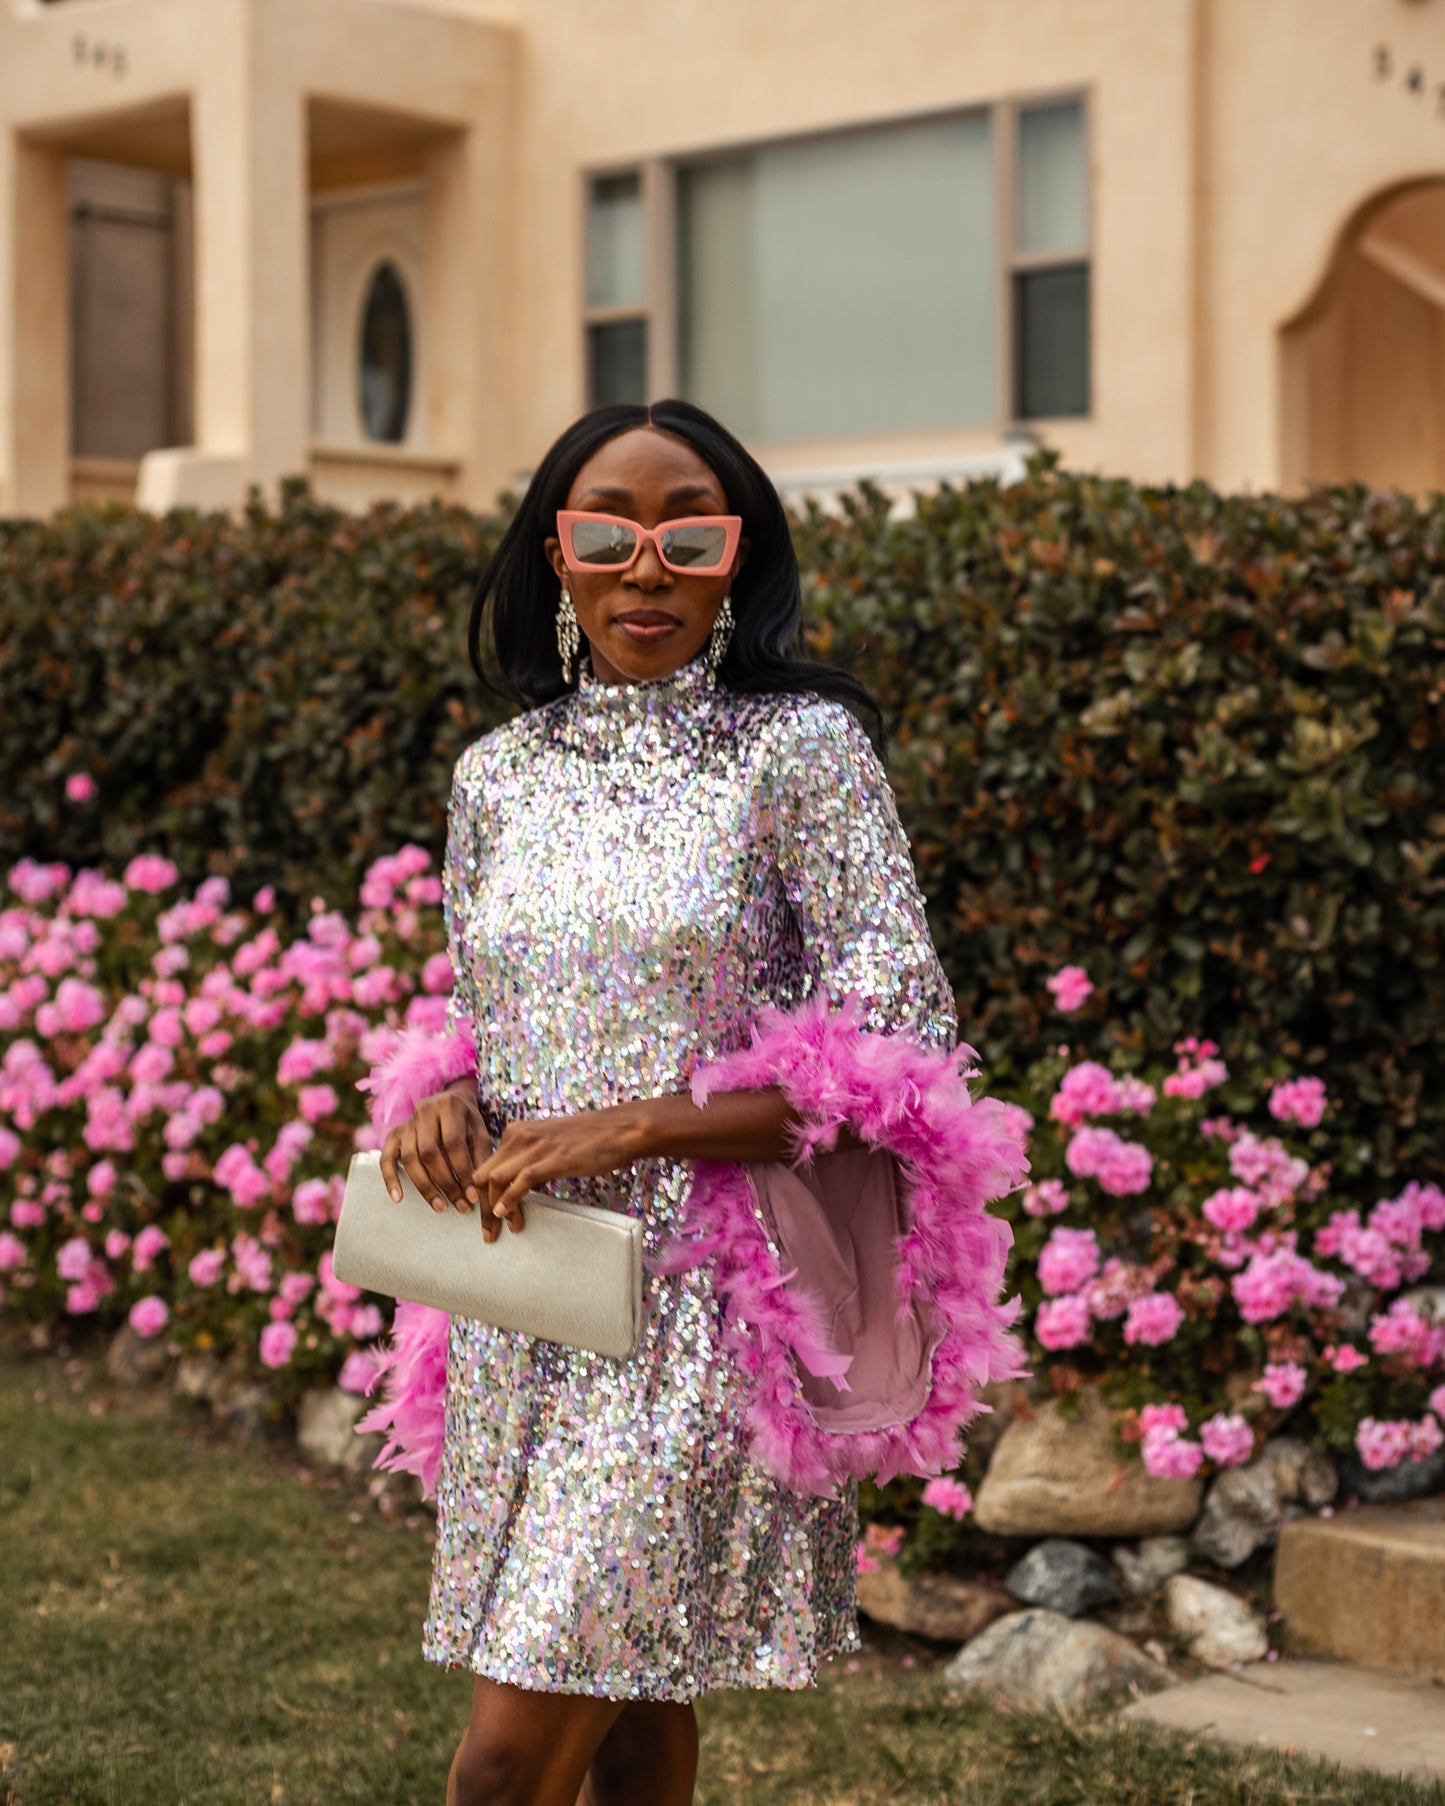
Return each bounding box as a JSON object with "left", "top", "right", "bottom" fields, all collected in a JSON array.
[{"left": 423, "top": 647, "right": 957, "bottom": 1700}]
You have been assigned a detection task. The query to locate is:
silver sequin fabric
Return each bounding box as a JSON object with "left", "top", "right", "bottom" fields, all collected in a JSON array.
[{"left": 423, "top": 647, "right": 957, "bottom": 1700}]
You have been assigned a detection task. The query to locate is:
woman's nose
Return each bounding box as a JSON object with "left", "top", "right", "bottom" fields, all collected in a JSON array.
[{"left": 625, "top": 541, "right": 670, "bottom": 589}]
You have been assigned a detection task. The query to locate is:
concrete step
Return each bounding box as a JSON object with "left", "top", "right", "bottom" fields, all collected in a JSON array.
[
  {"left": 1274, "top": 1497, "right": 1445, "bottom": 1684},
  {"left": 1121, "top": 1659, "right": 1445, "bottom": 1782}
]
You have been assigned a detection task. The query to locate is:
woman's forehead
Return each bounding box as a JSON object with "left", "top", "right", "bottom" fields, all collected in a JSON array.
[{"left": 569, "top": 428, "right": 727, "bottom": 510}]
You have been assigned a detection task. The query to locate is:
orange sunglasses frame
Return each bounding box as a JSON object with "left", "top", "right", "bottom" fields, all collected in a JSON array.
[{"left": 557, "top": 509, "right": 743, "bottom": 576}]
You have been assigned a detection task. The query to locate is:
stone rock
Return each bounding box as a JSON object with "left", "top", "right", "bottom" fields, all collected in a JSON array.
[
  {"left": 212, "top": 1374, "right": 275, "bottom": 1444},
  {"left": 942, "top": 1607, "right": 1173, "bottom": 1713},
  {"left": 1004, "top": 1538, "right": 1121, "bottom": 1617},
  {"left": 1259, "top": 1436, "right": 1337, "bottom": 1511},
  {"left": 855, "top": 1562, "right": 1015, "bottom": 1643},
  {"left": 1113, "top": 1535, "right": 1192, "bottom": 1598},
  {"left": 297, "top": 1386, "right": 376, "bottom": 1470},
  {"left": 105, "top": 1324, "right": 173, "bottom": 1386},
  {"left": 1163, "top": 1575, "right": 1268, "bottom": 1668},
  {"left": 973, "top": 1388, "right": 1203, "bottom": 1538},
  {"left": 1191, "top": 1464, "right": 1282, "bottom": 1569},
  {"left": 1193, "top": 1438, "right": 1341, "bottom": 1568},
  {"left": 172, "top": 1349, "right": 225, "bottom": 1404},
  {"left": 1339, "top": 1447, "right": 1445, "bottom": 1505}
]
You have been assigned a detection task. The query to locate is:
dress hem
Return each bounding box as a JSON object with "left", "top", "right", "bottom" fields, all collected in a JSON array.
[{"left": 419, "top": 1625, "right": 865, "bottom": 1704}]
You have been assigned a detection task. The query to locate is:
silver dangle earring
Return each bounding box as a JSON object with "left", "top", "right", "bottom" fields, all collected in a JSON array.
[
  {"left": 705, "top": 594, "right": 733, "bottom": 689},
  {"left": 556, "top": 587, "right": 581, "bottom": 685}
]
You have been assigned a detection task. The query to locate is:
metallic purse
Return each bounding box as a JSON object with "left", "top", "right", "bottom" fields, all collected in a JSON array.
[{"left": 331, "top": 1151, "right": 644, "bottom": 1360}]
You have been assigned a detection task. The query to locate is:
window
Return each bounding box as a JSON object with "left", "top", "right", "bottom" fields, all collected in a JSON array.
[
  {"left": 1012, "top": 100, "right": 1090, "bottom": 419},
  {"left": 585, "top": 173, "right": 649, "bottom": 406},
  {"left": 358, "top": 262, "right": 413, "bottom": 444},
  {"left": 584, "top": 92, "right": 1090, "bottom": 437},
  {"left": 676, "top": 115, "right": 995, "bottom": 443}
]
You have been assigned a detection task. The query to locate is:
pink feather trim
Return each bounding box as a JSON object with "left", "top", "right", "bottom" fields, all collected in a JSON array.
[
  {"left": 349, "top": 1020, "right": 476, "bottom": 1498},
  {"left": 670, "top": 991, "right": 1030, "bottom": 1497}
]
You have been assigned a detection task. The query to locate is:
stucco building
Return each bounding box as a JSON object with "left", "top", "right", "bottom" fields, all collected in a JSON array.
[{"left": 1, "top": 0, "right": 1443, "bottom": 516}]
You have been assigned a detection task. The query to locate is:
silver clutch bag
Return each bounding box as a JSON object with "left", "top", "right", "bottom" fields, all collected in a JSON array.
[{"left": 331, "top": 1151, "right": 644, "bottom": 1359}]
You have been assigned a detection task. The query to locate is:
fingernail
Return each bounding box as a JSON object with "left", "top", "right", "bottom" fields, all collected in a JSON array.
[
  {"left": 466, "top": 1187, "right": 480, "bottom": 1205},
  {"left": 388, "top": 1186, "right": 401, "bottom": 1202}
]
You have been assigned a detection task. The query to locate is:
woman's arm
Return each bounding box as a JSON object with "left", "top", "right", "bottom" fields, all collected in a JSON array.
[{"left": 383, "top": 1079, "right": 857, "bottom": 1242}]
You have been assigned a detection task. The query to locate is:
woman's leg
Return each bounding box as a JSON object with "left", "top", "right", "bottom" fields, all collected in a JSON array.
[
  {"left": 577, "top": 1700, "right": 699, "bottom": 1806},
  {"left": 445, "top": 1676, "right": 624, "bottom": 1806}
]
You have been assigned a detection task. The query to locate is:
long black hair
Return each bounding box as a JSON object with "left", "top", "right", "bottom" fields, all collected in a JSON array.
[{"left": 468, "top": 399, "right": 882, "bottom": 738}]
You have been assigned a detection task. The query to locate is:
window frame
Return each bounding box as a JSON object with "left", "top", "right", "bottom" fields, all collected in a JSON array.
[{"left": 580, "top": 87, "right": 1092, "bottom": 431}]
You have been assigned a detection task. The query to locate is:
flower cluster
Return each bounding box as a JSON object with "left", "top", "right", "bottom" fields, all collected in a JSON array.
[
  {"left": 987, "top": 965, "right": 1445, "bottom": 1495},
  {"left": 0, "top": 846, "right": 454, "bottom": 1401}
]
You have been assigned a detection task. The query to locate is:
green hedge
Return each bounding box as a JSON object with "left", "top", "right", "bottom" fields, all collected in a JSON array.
[{"left": 5, "top": 457, "right": 1445, "bottom": 1192}]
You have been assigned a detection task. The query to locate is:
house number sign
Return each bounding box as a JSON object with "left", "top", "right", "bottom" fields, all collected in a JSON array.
[
  {"left": 71, "top": 33, "right": 130, "bottom": 79},
  {"left": 1373, "top": 41, "right": 1445, "bottom": 115}
]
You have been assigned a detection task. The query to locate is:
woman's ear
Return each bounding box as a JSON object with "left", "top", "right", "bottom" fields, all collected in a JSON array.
[{"left": 544, "top": 536, "right": 569, "bottom": 585}]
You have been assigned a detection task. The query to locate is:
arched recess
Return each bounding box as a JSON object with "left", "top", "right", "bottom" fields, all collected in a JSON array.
[{"left": 1281, "top": 179, "right": 1445, "bottom": 494}]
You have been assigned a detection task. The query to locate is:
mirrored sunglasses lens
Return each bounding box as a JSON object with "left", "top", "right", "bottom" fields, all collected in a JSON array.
[
  {"left": 570, "top": 520, "right": 638, "bottom": 565},
  {"left": 659, "top": 524, "right": 728, "bottom": 569}
]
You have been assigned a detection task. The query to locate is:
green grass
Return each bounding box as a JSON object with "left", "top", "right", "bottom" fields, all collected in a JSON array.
[{"left": 2, "top": 1334, "right": 1441, "bottom": 1806}]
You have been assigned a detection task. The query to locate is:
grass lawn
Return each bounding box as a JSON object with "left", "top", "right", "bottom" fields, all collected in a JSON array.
[{"left": 2, "top": 1331, "right": 1441, "bottom": 1806}]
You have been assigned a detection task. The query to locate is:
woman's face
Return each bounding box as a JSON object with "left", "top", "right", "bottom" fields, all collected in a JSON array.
[{"left": 545, "top": 427, "right": 748, "bottom": 686}]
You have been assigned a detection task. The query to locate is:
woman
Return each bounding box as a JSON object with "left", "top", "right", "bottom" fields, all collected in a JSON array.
[{"left": 364, "top": 399, "right": 1027, "bottom": 1806}]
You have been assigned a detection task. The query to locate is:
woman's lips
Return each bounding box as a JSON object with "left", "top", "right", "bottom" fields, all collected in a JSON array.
[{"left": 615, "top": 610, "right": 680, "bottom": 643}]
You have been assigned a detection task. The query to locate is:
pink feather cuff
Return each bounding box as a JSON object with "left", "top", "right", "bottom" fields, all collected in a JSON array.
[
  {"left": 661, "top": 992, "right": 1031, "bottom": 1497},
  {"left": 351, "top": 1019, "right": 476, "bottom": 1498}
]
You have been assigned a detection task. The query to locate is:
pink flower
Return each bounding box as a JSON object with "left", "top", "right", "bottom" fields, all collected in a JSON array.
[
  {"left": 1064, "top": 1125, "right": 1153, "bottom": 1196},
  {"left": 921, "top": 1476, "right": 974, "bottom": 1521},
  {"left": 122, "top": 855, "right": 180, "bottom": 894},
  {"left": 65, "top": 773, "right": 96, "bottom": 803},
  {"left": 1138, "top": 1402, "right": 1188, "bottom": 1438},
  {"left": 1049, "top": 1061, "right": 1122, "bottom": 1126},
  {"left": 337, "top": 1349, "right": 380, "bottom": 1395},
  {"left": 56, "top": 1236, "right": 94, "bottom": 1282},
  {"left": 1268, "top": 1076, "right": 1326, "bottom": 1129},
  {"left": 277, "top": 1272, "right": 315, "bottom": 1310},
  {"left": 297, "top": 1083, "right": 339, "bottom": 1125},
  {"left": 104, "top": 1229, "right": 132, "bottom": 1260},
  {"left": 1356, "top": 1417, "right": 1413, "bottom": 1471},
  {"left": 1255, "top": 1361, "right": 1307, "bottom": 1410},
  {"left": 259, "top": 1321, "right": 298, "bottom": 1369},
  {"left": 1410, "top": 1415, "right": 1443, "bottom": 1462},
  {"left": 1046, "top": 965, "right": 1094, "bottom": 1013},
  {"left": 1142, "top": 1429, "right": 1204, "bottom": 1480},
  {"left": 1037, "top": 1226, "right": 1101, "bottom": 1296},
  {"left": 87, "top": 1159, "right": 117, "bottom": 1197},
  {"left": 228, "top": 1233, "right": 273, "bottom": 1294},
  {"left": 403, "top": 994, "right": 449, "bottom": 1035},
  {"left": 129, "top": 1295, "right": 170, "bottom": 1339},
  {"left": 1429, "top": 1386, "right": 1445, "bottom": 1422},
  {"left": 1123, "top": 1291, "right": 1186, "bottom": 1347},
  {"left": 421, "top": 952, "right": 455, "bottom": 995},
  {"left": 254, "top": 886, "right": 276, "bottom": 914},
  {"left": 1022, "top": 1178, "right": 1070, "bottom": 1218},
  {"left": 11, "top": 1200, "right": 45, "bottom": 1228},
  {"left": 277, "top": 1038, "right": 334, "bottom": 1085},
  {"left": 188, "top": 1248, "right": 226, "bottom": 1287},
  {"left": 1202, "top": 1186, "right": 1261, "bottom": 1235},
  {"left": 1034, "top": 1295, "right": 1093, "bottom": 1350},
  {"left": 0, "top": 1232, "right": 26, "bottom": 1271},
  {"left": 197, "top": 1030, "right": 233, "bottom": 1058},
  {"left": 131, "top": 1224, "right": 171, "bottom": 1271},
  {"left": 290, "top": 1177, "right": 339, "bottom": 1226},
  {"left": 214, "top": 1144, "right": 271, "bottom": 1210},
  {"left": 1199, "top": 1413, "right": 1255, "bottom": 1468},
  {"left": 1368, "top": 1300, "right": 1444, "bottom": 1367},
  {"left": 1322, "top": 1344, "right": 1368, "bottom": 1375}
]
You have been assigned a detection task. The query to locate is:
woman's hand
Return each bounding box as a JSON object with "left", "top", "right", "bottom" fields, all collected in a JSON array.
[
  {"left": 470, "top": 1109, "right": 645, "bottom": 1243},
  {"left": 380, "top": 1081, "right": 492, "bottom": 1219}
]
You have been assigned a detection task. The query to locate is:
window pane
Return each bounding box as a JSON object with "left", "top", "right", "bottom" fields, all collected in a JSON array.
[
  {"left": 587, "top": 173, "right": 645, "bottom": 310},
  {"left": 588, "top": 318, "right": 648, "bottom": 407},
  {"left": 1017, "top": 101, "right": 1087, "bottom": 256},
  {"left": 1014, "top": 264, "right": 1090, "bottom": 418},
  {"left": 358, "top": 262, "right": 413, "bottom": 444},
  {"left": 677, "top": 113, "right": 995, "bottom": 442}
]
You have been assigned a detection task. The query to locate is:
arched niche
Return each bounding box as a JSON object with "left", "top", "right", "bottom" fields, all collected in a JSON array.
[{"left": 1281, "top": 178, "right": 1445, "bottom": 495}]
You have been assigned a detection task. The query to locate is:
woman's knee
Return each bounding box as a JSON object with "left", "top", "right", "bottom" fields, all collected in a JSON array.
[
  {"left": 586, "top": 1702, "right": 698, "bottom": 1804},
  {"left": 449, "top": 1726, "right": 547, "bottom": 1806}
]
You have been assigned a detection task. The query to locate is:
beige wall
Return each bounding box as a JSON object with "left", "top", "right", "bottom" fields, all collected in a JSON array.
[{"left": 2, "top": 0, "right": 1444, "bottom": 514}]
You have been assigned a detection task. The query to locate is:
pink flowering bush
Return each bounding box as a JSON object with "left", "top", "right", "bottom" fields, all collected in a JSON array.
[
  {"left": 0, "top": 848, "right": 453, "bottom": 1406},
  {"left": 987, "top": 965, "right": 1445, "bottom": 1495}
]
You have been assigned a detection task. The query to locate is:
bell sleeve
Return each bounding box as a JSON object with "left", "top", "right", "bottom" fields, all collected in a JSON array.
[{"left": 667, "top": 698, "right": 1030, "bottom": 1498}]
